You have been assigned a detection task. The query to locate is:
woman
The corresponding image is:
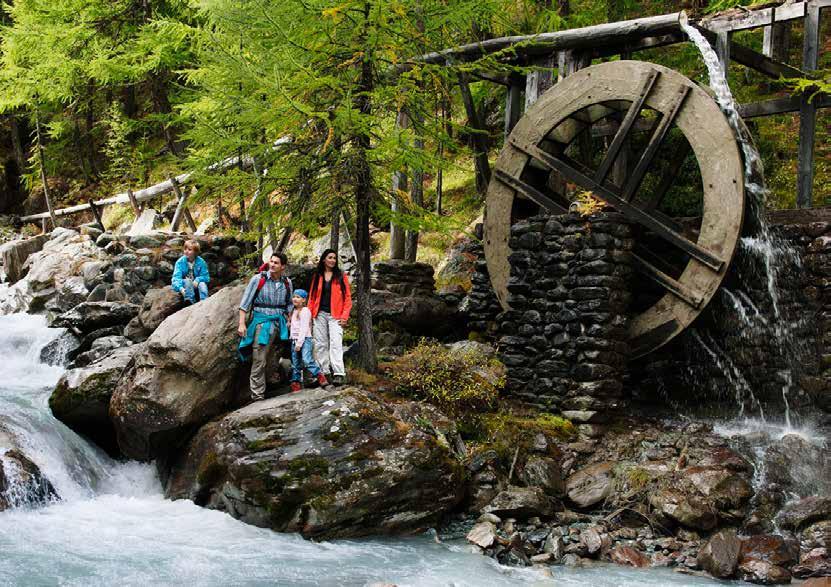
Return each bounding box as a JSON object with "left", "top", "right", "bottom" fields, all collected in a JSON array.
[{"left": 307, "top": 249, "right": 352, "bottom": 385}]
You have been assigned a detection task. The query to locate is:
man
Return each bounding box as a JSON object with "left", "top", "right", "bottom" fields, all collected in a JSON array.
[{"left": 238, "top": 252, "right": 293, "bottom": 401}]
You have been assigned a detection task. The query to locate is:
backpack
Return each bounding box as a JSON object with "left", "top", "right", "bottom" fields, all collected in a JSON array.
[{"left": 252, "top": 263, "right": 292, "bottom": 306}]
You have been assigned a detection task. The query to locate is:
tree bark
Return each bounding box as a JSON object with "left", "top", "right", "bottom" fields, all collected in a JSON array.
[
  {"left": 34, "top": 111, "right": 57, "bottom": 230},
  {"left": 457, "top": 73, "right": 491, "bottom": 196},
  {"left": 8, "top": 114, "right": 27, "bottom": 182},
  {"left": 330, "top": 209, "right": 341, "bottom": 252},
  {"left": 150, "top": 70, "right": 179, "bottom": 156},
  {"left": 389, "top": 110, "right": 408, "bottom": 260},
  {"left": 353, "top": 1, "right": 377, "bottom": 373},
  {"left": 404, "top": 116, "right": 424, "bottom": 262}
]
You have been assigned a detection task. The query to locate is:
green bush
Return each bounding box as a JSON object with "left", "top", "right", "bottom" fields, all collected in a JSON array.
[{"left": 387, "top": 340, "right": 505, "bottom": 415}]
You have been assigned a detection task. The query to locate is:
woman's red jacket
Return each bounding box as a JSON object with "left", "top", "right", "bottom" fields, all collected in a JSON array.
[{"left": 308, "top": 273, "right": 352, "bottom": 321}]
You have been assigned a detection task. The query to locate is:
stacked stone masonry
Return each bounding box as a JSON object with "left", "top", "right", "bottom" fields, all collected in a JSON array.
[{"left": 496, "top": 213, "right": 633, "bottom": 414}]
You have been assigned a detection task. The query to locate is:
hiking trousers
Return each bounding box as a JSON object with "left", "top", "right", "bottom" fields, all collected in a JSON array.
[
  {"left": 313, "top": 312, "right": 345, "bottom": 377},
  {"left": 250, "top": 322, "right": 278, "bottom": 400}
]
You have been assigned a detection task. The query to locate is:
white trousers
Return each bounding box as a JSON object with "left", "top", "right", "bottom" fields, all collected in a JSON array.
[{"left": 313, "top": 312, "right": 345, "bottom": 376}]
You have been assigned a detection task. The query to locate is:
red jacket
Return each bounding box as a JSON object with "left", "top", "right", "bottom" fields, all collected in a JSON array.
[{"left": 308, "top": 272, "right": 352, "bottom": 321}]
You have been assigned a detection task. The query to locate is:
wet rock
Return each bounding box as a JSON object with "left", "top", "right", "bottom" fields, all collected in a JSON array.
[
  {"left": 520, "top": 455, "right": 564, "bottom": 496},
  {"left": 123, "top": 288, "right": 184, "bottom": 342},
  {"left": 649, "top": 488, "right": 717, "bottom": 530},
  {"left": 543, "top": 533, "right": 565, "bottom": 561},
  {"left": 110, "top": 284, "right": 245, "bottom": 461},
  {"left": 39, "top": 330, "right": 82, "bottom": 367},
  {"left": 467, "top": 521, "right": 498, "bottom": 548},
  {"left": 50, "top": 345, "right": 139, "bottom": 456},
  {"left": 684, "top": 465, "right": 753, "bottom": 512},
  {"left": 697, "top": 529, "right": 741, "bottom": 578},
  {"left": 777, "top": 497, "right": 831, "bottom": 531},
  {"left": 580, "top": 526, "right": 607, "bottom": 555},
  {"left": 564, "top": 462, "right": 614, "bottom": 508},
  {"left": 482, "top": 486, "right": 558, "bottom": 520},
  {"left": 52, "top": 301, "right": 139, "bottom": 334},
  {"left": 561, "top": 553, "right": 583, "bottom": 566},
  {"left": 45, "top": 276, "right": 89, "bottom": 314},
  {"left": 165, "top": 387, "right": 464, "bottom": 539},
  {"left": 72, "top": 335, "right": 131, "bottom": 367},
  {"left": 0, "top": 449, "right": 58, "bottom": 511},
  {"left": 609, "top": 545, "right": 650, "bottom": 568},
  {"left": 738, "top": 559, "right": 791, "bottom": 585}
]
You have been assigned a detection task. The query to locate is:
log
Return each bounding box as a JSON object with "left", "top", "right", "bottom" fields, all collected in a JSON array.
[
  {"left": 738, "top": 94, "right": 831, "bottom": 118},
  {"left": 701, "top": 0, "right": 831, "bottom": 33}
]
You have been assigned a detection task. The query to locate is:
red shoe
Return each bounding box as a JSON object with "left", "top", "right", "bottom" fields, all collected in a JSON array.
[
  {"left": 317, "top": 373, "right": 330, "bottom": 388},
  {"left": 290, "top": 381, "right": 302, "bottom": 393}
]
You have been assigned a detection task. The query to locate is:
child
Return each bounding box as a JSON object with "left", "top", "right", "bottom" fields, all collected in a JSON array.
[
  {"left": 289, "top": 289, "right": 328, "bottom": 393},
  {"left": 171, "top": 240, "right": 210, "bottom": 304}
]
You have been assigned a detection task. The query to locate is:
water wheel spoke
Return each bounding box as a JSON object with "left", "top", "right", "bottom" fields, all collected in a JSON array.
[
  {"left": 494, "top": 169, "right": 568, "bottom": 214},
  {"left": 622, "top": 84, "right": 691, "bottom": 203},
  {"left": 632, "top": 254, "right": 704, "bottom": 308},
  {"left": 509, "top": 136, "right": 725, "bottom": 273},
  {"left": 594, "top": 68, "right": 660, "bottom": 185}
]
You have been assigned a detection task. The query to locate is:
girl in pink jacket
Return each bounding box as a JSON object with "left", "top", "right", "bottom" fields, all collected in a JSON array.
[{"left": 289, "top": 290, "right": 329, "bottom": 392}]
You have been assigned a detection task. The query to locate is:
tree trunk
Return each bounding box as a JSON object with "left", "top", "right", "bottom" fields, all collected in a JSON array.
[
  {"left": 389, "top": 110, "right": 408, "bottom": 260},
  {"left": 353, "top": 2, "right": 377, "bottom": 373},
  {"left": 150, "top": 71, "right": 179, "bottom": 156},
  {"left": 8, "top": 114, "right": 27, "bottom": 181},
  {"left": 330, "top": 209, "right": 340, "bottom": 252},
  {"left": 457, "top": 73, "right": 491, "bottom": 196},
  {"left": 34, "top": 111, "right": 57, "bottom": 230},
  {"left": 404, "top": 119, "right": 424, "bottom": 262}
]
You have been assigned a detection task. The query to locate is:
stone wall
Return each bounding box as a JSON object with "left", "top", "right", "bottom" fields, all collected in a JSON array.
[{"left": 496, "top": 213, "right": 633, "bottom": 417}]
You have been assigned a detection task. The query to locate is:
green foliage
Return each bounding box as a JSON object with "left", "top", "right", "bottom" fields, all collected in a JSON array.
[{"left": 387, "top": 340, "right": 504, "bottom": 415}]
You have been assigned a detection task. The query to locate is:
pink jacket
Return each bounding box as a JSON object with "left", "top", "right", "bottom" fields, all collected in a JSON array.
[{"left": 290, "top": 307, "right": 312, "bottom": 341}]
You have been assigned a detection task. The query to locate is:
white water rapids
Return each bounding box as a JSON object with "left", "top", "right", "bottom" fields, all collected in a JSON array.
[{"left": 0, "top": 313, "right": 729, "bottom": 586}]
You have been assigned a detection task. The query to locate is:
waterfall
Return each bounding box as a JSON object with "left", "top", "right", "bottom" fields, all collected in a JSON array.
[{"left": 678, "top": 13, "right": 806, "bottom": 427}]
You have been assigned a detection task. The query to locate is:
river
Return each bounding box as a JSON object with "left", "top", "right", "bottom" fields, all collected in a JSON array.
[{"left": 0, "top": 312, "right": 736, "bottom": 586}]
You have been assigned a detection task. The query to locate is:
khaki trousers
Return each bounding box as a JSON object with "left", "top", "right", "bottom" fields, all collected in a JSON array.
[{"left": 250, "top": 323, "right": 278, "bottom": 400}]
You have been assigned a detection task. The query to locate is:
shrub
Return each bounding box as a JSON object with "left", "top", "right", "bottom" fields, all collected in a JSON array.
[{"left": 387, "top": 340, "right": 505, "bottom": 415}]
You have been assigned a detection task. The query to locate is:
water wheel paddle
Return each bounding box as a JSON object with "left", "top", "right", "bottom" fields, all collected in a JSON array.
[{"left": 484, "top": 61, "right": 745, "bottom": 357}]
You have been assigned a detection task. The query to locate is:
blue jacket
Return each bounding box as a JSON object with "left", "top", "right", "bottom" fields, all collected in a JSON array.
[{"left": 171, "top": 255, "right": 210, "bottom": 291}]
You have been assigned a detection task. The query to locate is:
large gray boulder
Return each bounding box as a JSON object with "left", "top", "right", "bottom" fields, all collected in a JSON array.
[
  {"left": 565, "top": 462, "right": 614, "bottom": 508},
  {"left": 52, "top": 301, "right": 140, "bottom": 334},
  {"left": 697, "top": 529, "right": 741, "bottom": 578},
  {"left": 482, "top": 486, "right": 559, "bottom": 520},
  {"left": 0, "top": 426, "right": 58, "bottom": 511},
  {"left": 110, "top": 283, "right": 246, "bottom": 461},
  {"left": 49, "top": 345, "right": 138, "bottom": 456},
  {"left": 777, "top": 497, "right": 831, "bottom": 531},
  {"left": 164, "top": 387, "right": 464, "bottom": 539},
  {"left": 0, "top": 234, "right": 49, "bottom": 283}
]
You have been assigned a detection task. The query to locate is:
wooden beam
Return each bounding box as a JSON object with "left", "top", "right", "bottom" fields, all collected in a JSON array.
[
  {"left": 739, "top": 94, "right": 831, "bottom": 118},
  {"left": 797, "top": 0, "right": 822, "bottom": 209},
  {"left": 594, "top": 68, "right": 659, "bottom": 185},
  {"left": 126, "top": 188, "right": 141, "bottom": 215},
  {"left": 89, "top": 201, "right": 105, "bottom": 232},
  {"left": 183, "top": 208, "right": 198, "bottom": 233},
  {"left": 701, "top": 0, "right": 831, "bottom": 33},
  {"left": 632, "top": 254, "right": 703, "bottom": 308},
  {"left": 728, "top": 39, "right": 805, "bottom": 79},
  {"left": 504, "top": 81, "right": 523, "bottom": 138},
  {"left": 493, "top": 169, "right": 568, "bottom": 213},
  {"left": 170, "top": 191, "right": 188, "bottom": 232}
]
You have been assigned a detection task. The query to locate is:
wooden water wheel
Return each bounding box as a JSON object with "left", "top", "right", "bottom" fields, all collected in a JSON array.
[{"left": 484, "top": 60, "right": 746, "bottom": 357}]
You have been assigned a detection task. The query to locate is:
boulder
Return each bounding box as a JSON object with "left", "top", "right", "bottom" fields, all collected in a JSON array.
[
  {"left": 609, "top": 545, "right": 650, "bottom": 568},
  {"left": 45, "top": 276, "right": 89, "bottom": 314},
  {"left": 739, "top": 534, "right": 800, "bottom": 569},
  {"left": 793, "top": 548, "right": 831, "bottom": 578},
  {"left": 52, "top": 301, "right": 139, "bottom": 334},
  {"left": 777, "top": 497, "right": 831, "bottom": 531},
  {"left": 738, "top": 560, "right": 791, "bottom": 585},
  {"left": 467, "top": 521, "right": 498, "bottom": 548},
  {"left": 370, "top": 290, "right": 457, "bottom": 336},
  {"left": 123, "top": 288, "right": 184, "bottom": 342},
  {"left": 564, "top": 462, "right": 614, "bottom": 508},
  {"left": 520, "top": 455, "right": 564, "bottom": 496},
  {"left": 110, "top": 283, "right": 246, "bottom": 461},
  {"left": 39, "top": 330, "right": 82, "bottom": 367},
  {"left": 71, "top": 335, "right": 132, "bottom": 368},
  {"left": 649, "top": 488, "right": 717, "bottom": 530},
  {"left": 684, "top": 466, "right": 753, "bottom": 512},
  {"left": 126, "top": 209, "right": 163, "bottom": 237},
  {"left": 481, "top": 486, "right": 558, "bottom": 520},
  {"left": 801, "top": 520, "right": 831, "bottom": 549},
  {"left": 49, "top": 345, "right": 138, "bottom": 456},
  {"left": 0, "top": 234, "right": 49, "bottom": 283},
  {"left": 164, "top": 387, "right": 464, "bottom": 539},
  {"left": 697, "top": 529, "right": 741, "bottom": 578}
]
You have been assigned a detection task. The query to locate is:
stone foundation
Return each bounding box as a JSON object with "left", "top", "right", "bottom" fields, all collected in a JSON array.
[{"left": 496, "top": 213, "right": 633, "bottom": 415}]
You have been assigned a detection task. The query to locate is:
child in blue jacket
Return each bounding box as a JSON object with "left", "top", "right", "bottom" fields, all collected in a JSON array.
[{"left": 171, "top": 239, "right": 210, "bottom": 304}]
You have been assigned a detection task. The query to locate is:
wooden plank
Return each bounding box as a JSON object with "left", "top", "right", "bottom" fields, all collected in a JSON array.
[
  {"left": 594, "top": 68, "right": 659, "bottom": 185},
  {"left": 797, "top": 0, "right": 821, "bottom": 209},
  {"left": 525, "top": 55, "right": 556, "bottom": 110},
  {"left": 509, "top": 136, "right": 725, "bottom": 272},
  {"left": 170, "top": 192, "right": 188, "bottom": 232},
  {"left": 632, "top": 253, "right": 703, "bottom": 308},
  {"left": 591, "top": 118, "right": 654, "bottom": 137},
  {"left": 728, "top": 39, "right": 805, "bottom": 79},
  {"left": 622, "top": 84, "right": 691, "bottom": 202},
  {"left": 592, "top": 33, "right": 685, "bottom": 59},
  {"left": 763, "top": 20, "right": 791, "bottom": 61},
  {"left": 493, "top": 169, "right": 568, "bottom": 213},
  {"left": 739, "top": 94, "right": 831, "bottom": 118},
  {"left": 701, "top": 1, "right": 829, "bottom": 33},
  {"left": 183, "top": 208, "right": 197, "bottom": 232}
]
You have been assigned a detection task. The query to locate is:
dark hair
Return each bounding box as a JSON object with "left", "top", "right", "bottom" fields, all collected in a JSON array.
[
  {"left": 310, "top": 248, "right": 346, "bottom": 301},
  {"left": 270, "top": 252, "right": 288, "bottom": 266}
]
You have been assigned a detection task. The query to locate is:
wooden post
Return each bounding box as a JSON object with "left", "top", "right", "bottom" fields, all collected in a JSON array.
[
  {"left": 716, "top": 31, "right": 731, "bottom": 80},
  {"left": 504, "top": 79, "right": 523, "bottom": 138},
  {"left": 457, "top": 71, "right": 492, "bottom": 195},
  {"left": 89, "top": 201, "right": 105, "bottom": 232},
  {"left": 183, "top": 208, "right": 197, "bottom": 233},
  {"left": 126, "top": 188, "right": 141, "bottom": 216},
  {"left": 525, "top": 54, "right": 555, "bottom": 110},
  {"left": 390, "top": 110, "right": 408, "bottom": 260},
  {"left": 797, "top": 0, "right": 820, "bottom": 208},
  {"left": 169, "top": 175, "right": 188, "bottom": 232}
]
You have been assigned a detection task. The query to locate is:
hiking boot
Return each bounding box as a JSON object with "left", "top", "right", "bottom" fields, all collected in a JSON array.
[
  {"left": 290, "top": 381, "right": 302, "bottom": 393},
  {"left": 332, "top": 375, "right": 345, "bottom": 386},
  {"left": 316, "top": 373, "right": 330, "bottom": 388}
]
